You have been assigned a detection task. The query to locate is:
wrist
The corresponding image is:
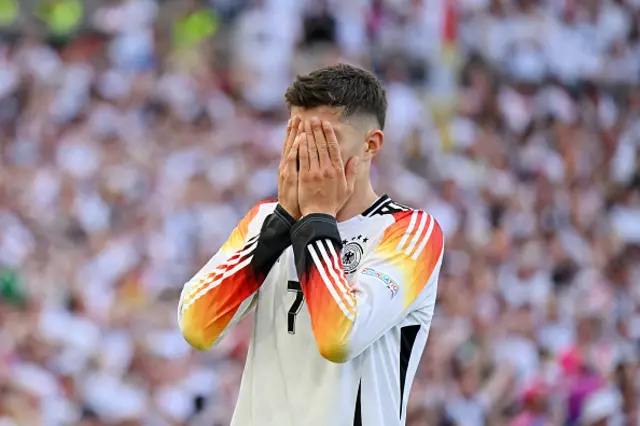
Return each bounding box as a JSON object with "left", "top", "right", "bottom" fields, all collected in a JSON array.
[
  {"left": 275, "top": 204, "right": 297, "bottom": 225},
  {"left": 300, "top": 208, "right": 337, "bottom": 218},
  {"left": 278, "top": 203, "right": 301, "bottom": 221},
  {"left": 290, "top": 214, "right": 343, "bottom": 254}
]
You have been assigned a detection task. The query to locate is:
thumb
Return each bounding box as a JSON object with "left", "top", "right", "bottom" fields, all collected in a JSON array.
[{"left": 345, "top": 156, "right": 359, "bottom": 194}]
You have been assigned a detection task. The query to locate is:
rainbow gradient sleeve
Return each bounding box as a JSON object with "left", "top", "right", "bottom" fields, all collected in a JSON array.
[
  {"left": 179, "top": 202, "right": 295, "bottom": 350},
  {"left": 291, "top": 211, "right": 444, "bottom": 363}
]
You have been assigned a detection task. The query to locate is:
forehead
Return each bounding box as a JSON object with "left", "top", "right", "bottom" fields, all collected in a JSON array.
[{"left": 290, "top": 105, "right": 345, "bottom": 129}]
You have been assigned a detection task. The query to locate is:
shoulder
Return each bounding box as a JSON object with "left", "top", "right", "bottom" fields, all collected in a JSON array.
[
  {"left": 367, "top": 202, "right": 444, "bottom": 302},
  {"left": 375, "top": 203, "right": 444, "bottom": 263}
]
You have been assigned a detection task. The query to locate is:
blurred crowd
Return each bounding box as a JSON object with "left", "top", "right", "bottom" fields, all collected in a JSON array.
[{"left": 1, "top": 0, "right": 639, "bottom": 425}]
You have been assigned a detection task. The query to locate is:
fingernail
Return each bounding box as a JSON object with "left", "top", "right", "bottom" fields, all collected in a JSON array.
[
  {"left": 311, "top": 117, "right": 319, "bottom": 126},
  {"left": 287, "top": 119, "right": 292, "bottom": 127},
  {"left": 322, "top": 121, "right": 331, "bottom": 130},
  {"left": 298, "top": 122, "right": 304, "bottom": 131}
]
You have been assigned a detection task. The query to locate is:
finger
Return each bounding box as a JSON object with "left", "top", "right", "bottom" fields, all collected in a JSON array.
[
  {"left": 290, "top": 121, "right": 304, "bottom": 168},
  {"left": 323, "top": 121, "right": 342, "bottom": 168},
  {"left": 345, "top": 156, "right": 359, "bottom": 195},
  {"left": 312, "top": 118, "right": 330, "bottom": 168},
  {"left": 298, "top": 131, "right": 310, "bottom": 173},
  {"left": 285, "top": 133, "right": 300, "bottom": 175},
  {"left": 304, "top": 120, "right": 319, "bottom": 171},
  {"left": 280, "top": 118, "right": 293, "bottom": 162},
  {"left": 281, "top": 116, "right": 300, "bottom": 164}
]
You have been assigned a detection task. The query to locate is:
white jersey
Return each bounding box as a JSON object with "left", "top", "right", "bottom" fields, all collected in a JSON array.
[{"left": 179, "top": 195, "right": 444, "bottom": 426}]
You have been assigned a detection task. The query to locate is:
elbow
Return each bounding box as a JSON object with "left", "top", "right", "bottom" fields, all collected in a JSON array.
[
  {"left": 179, "top": 311, "right": 215, "bottom": 352},
  {"left": 180, "top": 325, "right": 212, "bottom": 352},
  {"left": 313, "top": 320, "right": 355, "bottom": 363},
  {"left": 317, "top": 340, "right": 350, "bottom": 364},
  {"left": 180, "top": 323, "right": 212, "bottom": 351}
]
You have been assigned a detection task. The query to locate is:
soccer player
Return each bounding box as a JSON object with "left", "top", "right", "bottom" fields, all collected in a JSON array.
[{"left": 178, "top": 64, "right": 444, "bottom": 426}]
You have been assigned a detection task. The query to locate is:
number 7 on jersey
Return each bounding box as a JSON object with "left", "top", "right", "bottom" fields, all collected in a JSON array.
[{"left": 287, "top": 280, "right": 304, "bottom": 334}]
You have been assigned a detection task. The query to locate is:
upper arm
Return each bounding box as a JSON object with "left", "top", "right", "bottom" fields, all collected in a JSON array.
[{"left": 346, "top": 210, "right": 444, "bottom": 357}]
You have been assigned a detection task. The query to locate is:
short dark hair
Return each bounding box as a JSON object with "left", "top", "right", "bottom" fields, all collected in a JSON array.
[{"left": 284, "top": 63, "right": 387, "bottom": 130}]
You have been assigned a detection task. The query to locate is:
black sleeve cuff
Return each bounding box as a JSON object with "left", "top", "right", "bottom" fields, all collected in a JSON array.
[
  {"left": 291, "top": 214, "right": 343, "bottom": 251},
  {"left": 250, "top": 206, "right": 296, "bottom": 277},
  {"left": 274, "top": 204, "right": 296, "bottom": 227},
  {"left": 290, "top": 214, "right": 343, "bottom": 279}
]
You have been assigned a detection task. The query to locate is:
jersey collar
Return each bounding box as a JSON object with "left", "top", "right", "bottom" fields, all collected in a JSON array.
[{"left": 360, "top": 194, "right": 390, "bottom": 217}]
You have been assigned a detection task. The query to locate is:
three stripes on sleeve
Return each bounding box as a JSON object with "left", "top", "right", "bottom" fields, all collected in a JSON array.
[
  {"left": 307, "top": 239, "right": 357, "bottom": 321},
  {"left": 395, "top": 210, "right": 437, "bottom": 261}
]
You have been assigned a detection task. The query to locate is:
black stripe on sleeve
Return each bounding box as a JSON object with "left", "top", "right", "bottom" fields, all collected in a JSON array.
[
  {"left": 353, "top": 380, "right": 362, "bottom": 426},
  {"left": 399, "top": 325, "right": 420, "bottom": 419}
]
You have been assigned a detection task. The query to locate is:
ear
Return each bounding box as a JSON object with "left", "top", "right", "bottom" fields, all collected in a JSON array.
[{"left": 363, "top": 129, "right": 384, "bottom": 160}]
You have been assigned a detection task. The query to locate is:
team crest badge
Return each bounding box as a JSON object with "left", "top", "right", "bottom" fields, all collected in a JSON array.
[{"left": 341, "top": 241, "right": 364, "bottom": 274}]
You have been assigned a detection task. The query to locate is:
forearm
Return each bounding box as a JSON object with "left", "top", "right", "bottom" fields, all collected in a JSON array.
[
  {"left": 290, "top": 214, "right": 356, "bottom": 362},
  {"left": 180, "top": 205, "right": 295, "bottom": 350}
]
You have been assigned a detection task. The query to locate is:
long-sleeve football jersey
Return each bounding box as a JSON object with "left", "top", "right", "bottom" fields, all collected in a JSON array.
[{"left": 178, "top": 195, "right": 444, "bottom": 426}]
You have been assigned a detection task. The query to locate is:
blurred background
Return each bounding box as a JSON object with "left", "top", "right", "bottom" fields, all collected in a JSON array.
[{"left": 0, "top": 0, "right": 639, "bottom": 425}]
